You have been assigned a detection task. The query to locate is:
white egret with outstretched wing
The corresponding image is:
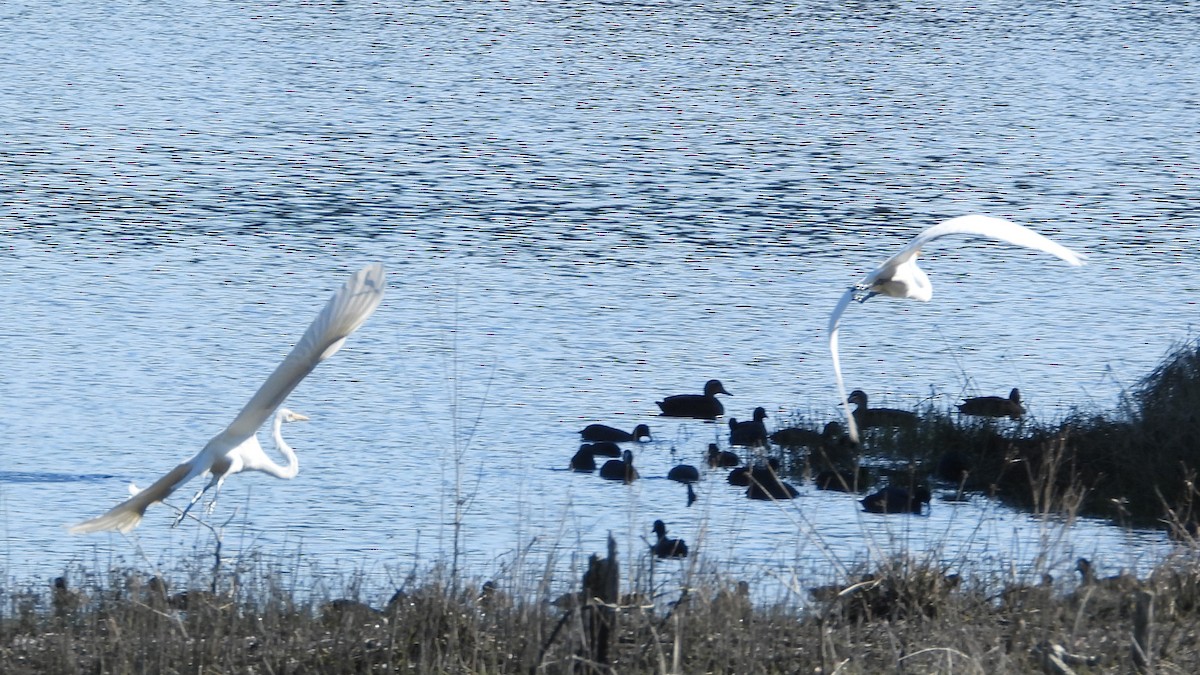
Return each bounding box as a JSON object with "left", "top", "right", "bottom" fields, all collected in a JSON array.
[
  {"left": 828, "top": 215, "right": 1085, "bottom": 444},
  {"left": 70, "top": 264, "right": 386, "bottom": 534}
]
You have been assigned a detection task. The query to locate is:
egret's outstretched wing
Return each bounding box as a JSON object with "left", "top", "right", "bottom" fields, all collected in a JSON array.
[
  {"left": 828, "top": 287, "right": 861, "bottom": 444},
  {"left": 223, "top": 264, "right": 387, "bottom": 440},
  {"left": 860, "top": 215, "right": 1085, "bottom": 287},
  {"left": 910, "top": 215, "right": 1085, "bottom": 266},
  {"left": 68, "top": 459, "right": 208, "bottom": 534}
]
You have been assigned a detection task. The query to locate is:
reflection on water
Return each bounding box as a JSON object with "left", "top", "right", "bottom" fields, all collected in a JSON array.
[
  {"left": 1, "top": 0, "right": 1196, "bottom": 597},
  {"left": 0, "top": 472, "right": 115, "bottom": 484}
]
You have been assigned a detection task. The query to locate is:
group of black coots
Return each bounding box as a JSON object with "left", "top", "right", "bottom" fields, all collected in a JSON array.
[
  {"left": 571, "top": 420, "right": 693, "bottom": 559},
  {"left": 572, "top": 379, "right": 1025, "bottom": 559}
]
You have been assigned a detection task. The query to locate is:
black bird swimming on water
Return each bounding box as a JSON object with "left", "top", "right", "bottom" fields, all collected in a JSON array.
[
  {"left": 847, "top": 390, "right": 919, "bottom": 430},
  {"left": 656, "top": 379, "right": 731, "bottom": 419},
  {"left": 667, "top": 464, "right": 700, "bottom": 484},
  {"left": 599, "top": 449, "right": 639, "bottom": 483},
  {"left": 746, "top": 458, "right": 799, "bottom": 500},
  {"left": 570, "top": 445, "right": 597, "bottom": 472},
  {"left": 957, "top": 388, "right": 1024, "bottom": 419},
  {"left": 729, "top": 407, "right": 769, "bottom": 447},
  {"left": 1075, "top": 557, "right": 1138, "bottom": 592},
  {"left": 727, "top": 466, "right": 750, "bottom": 486},
  {"left": 580, "top": 423, "right": 652, "bottom": 442},
  {"left": 770, "top": 421, "right": 848, "bottom": 450},
  {"left": 583, "top": 441, "right": 621, "bottom": 458},
  {"left": 706, "top": 443, "right": 740, "bottom": 468},
  {"left": 651, "top": 520, "right": 688, "bottom": 558},
  {"left": 861, "top": 485, "right": 930, "bottom": 514}
]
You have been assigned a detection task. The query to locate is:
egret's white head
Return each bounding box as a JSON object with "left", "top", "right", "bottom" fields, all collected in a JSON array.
[{"left": 278, "top": 409, "right": 310, "bottom": 423}]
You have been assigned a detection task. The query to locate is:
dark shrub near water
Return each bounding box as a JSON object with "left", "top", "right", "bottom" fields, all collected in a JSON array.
[{"left": 781, "top": 338, "right": 1200, "bottom": 528}]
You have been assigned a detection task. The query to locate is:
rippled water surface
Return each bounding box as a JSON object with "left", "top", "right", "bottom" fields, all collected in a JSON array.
[{"left": 2, "top": 1, "right": 1197, "bottom": 600}]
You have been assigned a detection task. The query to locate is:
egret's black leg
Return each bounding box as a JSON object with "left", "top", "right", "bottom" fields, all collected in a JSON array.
[{"left": 174, "top": 479, "right": 215, "bottom": 527}]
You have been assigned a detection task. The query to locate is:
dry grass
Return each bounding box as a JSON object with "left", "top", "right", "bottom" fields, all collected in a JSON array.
[{"left": 6, "top": 548, "right": 1200, "bottom": 674}]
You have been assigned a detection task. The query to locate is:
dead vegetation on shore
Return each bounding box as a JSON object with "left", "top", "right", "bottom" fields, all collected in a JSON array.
[{"left": 5, "top": 544, "right": 1200, "bottom": 674}]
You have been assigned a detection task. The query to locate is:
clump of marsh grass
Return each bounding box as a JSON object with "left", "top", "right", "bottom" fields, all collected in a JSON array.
[
  {"left": 1135, "top": 338, "right": 1200, "bottom": 436},
  {"left": 1050, "top": 338, "right": 1200, "bottom": 523},
  {"left": 772, "top": 338, "right": 1200, "bottom": 528}
]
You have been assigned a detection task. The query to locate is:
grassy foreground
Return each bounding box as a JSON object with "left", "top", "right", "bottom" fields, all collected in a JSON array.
[{"left": 5, "top": 547, "right": 1200, "bottom": 674}]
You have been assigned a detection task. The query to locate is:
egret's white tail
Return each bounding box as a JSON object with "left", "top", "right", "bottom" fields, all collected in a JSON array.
[
  {"left": 69, "top": 462, "right": 195, "bottom": 534},
  {"left": 68, "top": 498, "right": 148, "bottom": 534}
]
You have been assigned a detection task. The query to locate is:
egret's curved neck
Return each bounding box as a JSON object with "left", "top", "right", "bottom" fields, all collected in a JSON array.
[{"left": 268, "top": 411, "right": 300, "bottom": 479}]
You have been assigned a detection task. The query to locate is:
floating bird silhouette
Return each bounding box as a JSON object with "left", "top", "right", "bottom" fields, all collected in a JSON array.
[
  {"left": 656, "top": 379, "right": 730, "bottom": 419},
  {"left": 957, "top": 388, "right": 1024, "bottom": 419},
  {"left": 706, "top": 443, "right": 740, "bottom": 468},
  {"left": 728, "top": 407, "right": 769, "bottom": 447},
  {"left": 599, "top": 449, "right": 640, "bottom": 483},
  {"left": 69, "top": 264, "right": 387, "bottom": 534},
  {"left": 667, "top": 464, "right": 701, "bottom": 484},
  {"left": 829, "top": 215, "right": 1085, "bottom": 443},
  {"left": 770, "top": 421, "right": 839, "bottom": 448},
  {"left": 846, "top": 390, "right": 919, "bottom": 430},
  {"left": 1075, "top": 557, "right": 1139, "bottom": 592},
  {"left": 651, "top": 519, "right": 689, "bottom": 558},
  {"left": 582, "top": 441, "right": 621, "bottom": 458},
  {"left": 746, "top": 458, "right": 799, "bottom": 500},
  {"left": 861, "top": 486, "right": 931, "bottom": 514},
  {"left": 727, "top": 466, "right": 750, "bottom": 486},
  {"left": 579, "top": 423, "right": 651, "bottom": 443},
  {"left": 570, "top": 445, "right": 597, "bottom": 472}
]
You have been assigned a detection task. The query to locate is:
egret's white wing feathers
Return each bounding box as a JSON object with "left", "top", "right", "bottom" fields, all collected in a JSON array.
[
  {"left": 906, "top": 215, "right": 1085, "bottom": 267},
  {"left": 68, "top": 460, "right": 204, "bottom": 534},
  {"left": 223, "top": 264, "right": 386, "bottom": 440},
  {"left": 860, "top": 215, "right": 1085, "bottom": 290}
]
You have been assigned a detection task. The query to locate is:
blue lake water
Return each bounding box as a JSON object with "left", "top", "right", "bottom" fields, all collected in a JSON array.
[{"left": 1, "top": 0, "right": 1197, "bottom": 603}]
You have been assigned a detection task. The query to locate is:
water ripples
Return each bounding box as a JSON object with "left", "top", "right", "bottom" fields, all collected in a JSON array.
[{"left": 1, "top": 0, "right": 1196, "bottom": 597}]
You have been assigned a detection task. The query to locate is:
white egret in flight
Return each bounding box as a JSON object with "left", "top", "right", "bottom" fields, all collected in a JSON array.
[
  {"left": 70, "top": 264, "right": 387, "bottom": 534},
  {"left": 827, "top": 215, "right": 1085, "bottom": 444}
]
